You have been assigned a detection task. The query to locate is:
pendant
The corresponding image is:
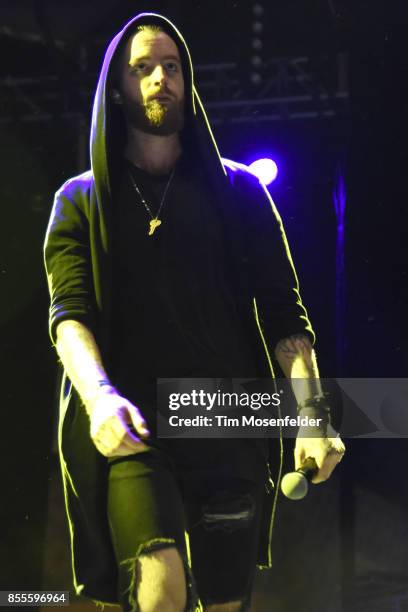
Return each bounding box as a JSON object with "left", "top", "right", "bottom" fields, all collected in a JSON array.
[{"left": 148, "top": 218, "right": 162, "bottom": 236}]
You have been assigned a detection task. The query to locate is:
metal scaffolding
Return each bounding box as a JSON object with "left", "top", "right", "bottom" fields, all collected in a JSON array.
[{"left": 1, "top": 52, "right": 349, "bottom": 125}]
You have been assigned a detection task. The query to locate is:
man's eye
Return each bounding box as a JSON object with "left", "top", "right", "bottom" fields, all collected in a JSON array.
[
  {"left": 165, "top": 62, "right": 178, "bottom": 72},
  {"left": 133, "top": 63, "right": 148, "bottom": 72}
]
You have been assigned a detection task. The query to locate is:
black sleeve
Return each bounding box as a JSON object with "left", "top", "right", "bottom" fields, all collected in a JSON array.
[
  {"left": 43, "top": 181, "right": 95, "bottom": 346},
  {"left": 244, "top": 174, "right": 316, "bottom": 352}
]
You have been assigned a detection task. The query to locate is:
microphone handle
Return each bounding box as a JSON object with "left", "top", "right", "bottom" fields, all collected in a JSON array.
[{"left": 298, "top": 457, "right": 319, "bottom": 480}]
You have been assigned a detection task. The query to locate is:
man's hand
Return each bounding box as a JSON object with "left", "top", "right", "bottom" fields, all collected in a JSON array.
[
  {"left": 274, "top": 333, "right": 346, "bottom": 484},
  {"left": 87, "top": 386, "right": 151, "bottom": 458},
  {"left": 295, "top": 423, "right": 345, "bottom": 484},
  {"left": 54, "top": 319, "right": 151, "bottom": 458}
]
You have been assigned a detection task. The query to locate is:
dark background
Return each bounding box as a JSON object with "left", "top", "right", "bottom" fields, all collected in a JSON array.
[{"left": 1, "top": 1, "right": 407, "bottom": 610}]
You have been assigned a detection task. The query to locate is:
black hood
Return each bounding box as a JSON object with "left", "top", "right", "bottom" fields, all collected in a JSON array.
[{"left": 90, "top": 12, "right": 229, "bottom": 208}]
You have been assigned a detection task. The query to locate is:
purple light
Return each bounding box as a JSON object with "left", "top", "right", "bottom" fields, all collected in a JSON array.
[{"left": 249, "top": 158, "right": 278, "bottom": 185}]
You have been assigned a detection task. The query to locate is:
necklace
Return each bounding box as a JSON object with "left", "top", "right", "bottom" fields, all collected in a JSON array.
[{"left": 128, "top": 166, "right": 176, "bottom": 236}]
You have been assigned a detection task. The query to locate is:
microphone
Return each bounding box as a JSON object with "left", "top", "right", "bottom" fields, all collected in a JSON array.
[{"left": 280, "top": 457, "right": 318, "bottom": 500}]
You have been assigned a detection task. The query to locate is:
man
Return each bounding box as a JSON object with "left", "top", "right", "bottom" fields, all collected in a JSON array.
[{"left": 44, "top": 12, "right": 345, "bottom": 612}]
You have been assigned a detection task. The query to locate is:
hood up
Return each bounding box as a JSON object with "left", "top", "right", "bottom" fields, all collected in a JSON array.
[{"left": 90, "top": 12, "right": 229, "bottom": 212}]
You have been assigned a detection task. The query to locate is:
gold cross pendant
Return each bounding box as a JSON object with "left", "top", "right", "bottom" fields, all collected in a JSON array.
[{"left": 148, "top": 218, "right": 162, "bottom": 236}]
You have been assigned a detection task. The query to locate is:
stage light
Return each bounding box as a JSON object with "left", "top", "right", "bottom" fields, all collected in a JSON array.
[
  {"left": 252, "top": 38, "right": 263, "bottom": 51},
  {"left": 253, "top": 3, "right": 264, "bottom": 16},
  {"left": 251, "top": 55, "right": 263, "bottom": 68},
  {"left": 249, "top": 1, "right": 265, "bottom": 86},
  {"left": 250, "top": 73, "right": 263, "bottom": 86},
  {"left": 249, "top": 158, "right": 278, "bottom": 185},
  {"left": 252, "top": 21, "right": 263, "bottom": 34}
]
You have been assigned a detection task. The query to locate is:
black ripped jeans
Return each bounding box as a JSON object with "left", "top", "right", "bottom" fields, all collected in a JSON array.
[{"left": 107, "top": 446, "right": 265, "bottom": 612}]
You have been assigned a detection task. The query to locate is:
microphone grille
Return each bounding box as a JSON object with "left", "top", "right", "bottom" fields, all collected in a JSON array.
[{"left": 281, "top": 472, "right": 309, "bottom": 500}]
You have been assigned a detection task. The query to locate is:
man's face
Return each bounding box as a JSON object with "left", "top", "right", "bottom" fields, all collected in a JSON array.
[{"left": 116, "top": 29, "right": 185, "bottom": 135}]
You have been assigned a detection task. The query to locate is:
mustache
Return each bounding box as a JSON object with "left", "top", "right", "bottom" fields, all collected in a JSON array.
[{"left": 147, "top": 90, "right": 173, "bottom": 103}]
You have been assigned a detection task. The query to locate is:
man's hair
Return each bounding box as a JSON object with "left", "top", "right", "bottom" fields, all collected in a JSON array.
[{"left": 136, "top": 24, "right": 163, "bottom": 35}]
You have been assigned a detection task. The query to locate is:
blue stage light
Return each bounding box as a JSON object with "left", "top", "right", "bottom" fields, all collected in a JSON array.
[{"left": 248, "top": 158, "right": 278, "bottom": 185}]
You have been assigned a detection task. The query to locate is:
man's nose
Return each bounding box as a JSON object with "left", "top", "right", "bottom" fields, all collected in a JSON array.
[{"left": 151, "top": 64, "right": 165, "bottom": 86}]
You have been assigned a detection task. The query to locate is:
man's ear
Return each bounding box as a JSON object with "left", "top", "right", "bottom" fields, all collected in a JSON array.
[{"left": 111, "top": 89, "right": 123, "bottom": 105}]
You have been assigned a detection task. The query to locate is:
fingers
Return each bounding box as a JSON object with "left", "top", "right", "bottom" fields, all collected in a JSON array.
[
  {"left": 127, "top": 404, "right": 150, "bottom": 439},
  {"left": 295, "top": 436, "right": 345, "bottom": 484},
  {"left": 310, "top": 452, "right": 338, "bottom": 483},
  {"left": 311, "top": 444, "right": 345, "bottom": 483},
  {"left": 294, "top": 443, "right": 306, "bottom": 471},
  {"left": 90, "top": 394, "right": 151, "bottom": 458},
  {"left": 94, "top": 418, "right": 149, "bottom": 457}
]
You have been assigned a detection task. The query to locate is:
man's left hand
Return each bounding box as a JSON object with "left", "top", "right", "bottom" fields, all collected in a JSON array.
[{"left": 294, "top": 425, "right": 346, "bottom": 484}]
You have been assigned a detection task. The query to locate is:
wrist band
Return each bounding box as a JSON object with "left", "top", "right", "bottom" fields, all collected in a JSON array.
[
  {"left": 297, "top": 392, "right": 331, "bottom": 416},
  {"left": 97, "top": 379, "right": 114, "bottom": 388}
]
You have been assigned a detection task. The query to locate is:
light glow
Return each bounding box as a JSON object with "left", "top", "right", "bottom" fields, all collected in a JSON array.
[{"left": 248, "top": 158, "right": 278, "bottom": 185}]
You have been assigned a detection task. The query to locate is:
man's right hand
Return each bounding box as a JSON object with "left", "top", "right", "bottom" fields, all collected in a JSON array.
[{"left": 87, "top": 386, "right": 151, "bottom": 458}]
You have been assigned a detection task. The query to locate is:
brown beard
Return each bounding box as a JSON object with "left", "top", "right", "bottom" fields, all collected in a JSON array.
[{"left": 124, "top": 97, "right": 185, "bottom": 136}]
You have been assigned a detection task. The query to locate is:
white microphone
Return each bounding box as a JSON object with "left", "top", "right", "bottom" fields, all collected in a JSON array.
[{"left": 280, "top": 457, "right": 318, "bottom": 500}]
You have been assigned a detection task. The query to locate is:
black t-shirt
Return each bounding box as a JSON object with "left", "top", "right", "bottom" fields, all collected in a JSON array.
[{"left": 110, "top": 154, "right": 268, "bottom": 483}]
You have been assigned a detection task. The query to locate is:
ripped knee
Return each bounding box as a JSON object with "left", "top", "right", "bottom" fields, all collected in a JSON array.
[
  {"left": 120, "top": 539, "right": 198, "bottom": 612},
  {"left": 201, "top": 492, "right": 256, "bottom": 533}
]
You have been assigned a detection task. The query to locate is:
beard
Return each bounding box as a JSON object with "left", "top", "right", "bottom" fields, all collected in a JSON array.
[{"left": 124, "top": 97, "right": 185, "bottom": 136}]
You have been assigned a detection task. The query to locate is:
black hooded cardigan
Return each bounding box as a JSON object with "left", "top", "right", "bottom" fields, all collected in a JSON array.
[{"left": 43, "top": 12, "right": 315, "bottom": 604}]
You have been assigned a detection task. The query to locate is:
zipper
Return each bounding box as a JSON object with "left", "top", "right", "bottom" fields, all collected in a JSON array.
[{"left": 252, "top": 296, "right": 284, "bottom": 568}]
